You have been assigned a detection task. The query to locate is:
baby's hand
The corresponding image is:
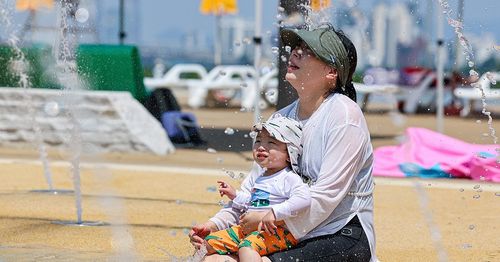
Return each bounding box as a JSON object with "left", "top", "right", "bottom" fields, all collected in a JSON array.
[
  {"left": 259, "top": 210, "right": 277, "bottom": 235},
  {"left": 217, "top": 180, "right": 236, "bottom": 200}
]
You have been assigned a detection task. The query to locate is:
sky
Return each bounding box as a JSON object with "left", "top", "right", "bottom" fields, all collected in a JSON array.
[
  {"left": 3, "top": 0, "right": 499, "bottom": 48},
  {"left": 137, "top": 0, "right": 500, "bottom": 46}
]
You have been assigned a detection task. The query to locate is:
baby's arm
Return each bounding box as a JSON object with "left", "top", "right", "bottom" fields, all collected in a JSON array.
[
  {"left": 271, "top": 174, "right": 311, "bottom": 221},
  {"left": 209, "top": 166, "right": 259, "bottom": 229}
]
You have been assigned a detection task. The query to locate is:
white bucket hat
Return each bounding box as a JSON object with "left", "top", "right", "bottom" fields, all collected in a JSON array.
[{"left": 252, "top": 116, "right": 303, "bottom": 174}]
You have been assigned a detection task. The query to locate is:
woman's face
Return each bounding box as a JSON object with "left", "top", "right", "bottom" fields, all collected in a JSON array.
[
  {"left": 253, "top": 129, "right": 289, "bottom": 175},
  {"left": 285, "top": 41, "right": 336, "bottom": 95}
]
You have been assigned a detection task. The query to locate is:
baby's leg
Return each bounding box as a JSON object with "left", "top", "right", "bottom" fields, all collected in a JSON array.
[
  {"left": 238, "top": 227, "right": 298, "bottom": 258},
  {"left": 238, "top": 247, "right": 261, "bottom": 262},
  {"left": 204, "top": 225, "right": 244, "bottom": 255},
  {"left": 204, "top": 239, "right": 217, "bottom": 255}
]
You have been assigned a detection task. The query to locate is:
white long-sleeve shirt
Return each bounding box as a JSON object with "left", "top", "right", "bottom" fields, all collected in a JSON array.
[
  {"left": 210, "top": 93, "right": 376, "bottom": 261},
  {"left": 209, "top": 167, "right": 311, "bottom": 236},
  {"left": 231, "top": 167, "right": 311, "bottom": 221}
]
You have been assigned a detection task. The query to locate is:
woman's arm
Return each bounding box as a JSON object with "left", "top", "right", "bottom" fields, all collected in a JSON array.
[{"left": 284, "top": 124, "right": 370, "bottom": 239}]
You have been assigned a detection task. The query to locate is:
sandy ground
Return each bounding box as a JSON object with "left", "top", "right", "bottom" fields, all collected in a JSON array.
[{"left": 1, "top": 106, "right": 500, "bottom": 261}]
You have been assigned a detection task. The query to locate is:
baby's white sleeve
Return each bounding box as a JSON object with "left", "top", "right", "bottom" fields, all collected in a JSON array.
[{"left": 271, "top": 174, "right": 311, "bottom": 220}]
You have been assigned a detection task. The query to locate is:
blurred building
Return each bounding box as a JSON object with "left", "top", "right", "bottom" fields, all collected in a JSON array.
[
  {"left": 220, "top": 17, "right": 255, "bottom": 63},
  {"left": 369, "top": 1, "right": 421, "bottom": 69}
]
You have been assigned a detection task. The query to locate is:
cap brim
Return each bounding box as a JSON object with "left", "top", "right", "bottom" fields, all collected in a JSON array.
[
  {"left": 252, "top": 124, "right": 288, "bottom": 145},
  {"left": 280, "top": 29, "right": 324, "bottom": 63}
]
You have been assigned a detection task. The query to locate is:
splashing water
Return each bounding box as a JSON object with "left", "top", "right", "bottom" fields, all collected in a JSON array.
[
  {"left": 300, "top": 3, "right": 333, "bottom": 30},
  {"left": 224, "top": 127, "right": 235, "bottom": 135},
  {"left": 414, "top": 182, "right": 448, "bottom": 261},
  {"left": 439, "top": 0, "right": 498, "bottom": 146},
  {"left": 56, "top": 0, "right": 85, "bottom": 224},
  {"left": 0, "top": 1, "right": 55, "bottom": 190},
  {"left": 158, "top": 244, "right": 207, "bottom": 262}
]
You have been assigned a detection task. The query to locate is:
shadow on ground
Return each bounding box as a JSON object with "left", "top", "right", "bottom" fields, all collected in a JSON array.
[{"left": 177, "top": 127, "right": 398, "bottom": 153}]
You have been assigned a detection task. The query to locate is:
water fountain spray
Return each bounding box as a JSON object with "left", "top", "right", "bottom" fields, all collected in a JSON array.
[
  {"left": 0, "top": 0, "right": 71, "bottom": 195},
  {"left": 50, "top": 0, "right": 103, "bottom": 226},
  {"left": 438, "top": 0, "right": 498, "bottom": 146}
]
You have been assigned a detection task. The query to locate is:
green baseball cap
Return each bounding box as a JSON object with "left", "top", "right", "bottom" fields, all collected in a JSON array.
[{"left": 281, "top": 27, "right": 350, "bottom": 89}]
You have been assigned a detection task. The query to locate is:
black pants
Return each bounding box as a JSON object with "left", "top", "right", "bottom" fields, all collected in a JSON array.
[{"left": 268, "top": 216, "right": 371, "bottom": 262}]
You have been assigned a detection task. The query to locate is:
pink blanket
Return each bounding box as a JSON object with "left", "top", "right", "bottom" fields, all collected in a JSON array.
[{"left": 373, "top": 127, "right": 500, "bottom": 182}]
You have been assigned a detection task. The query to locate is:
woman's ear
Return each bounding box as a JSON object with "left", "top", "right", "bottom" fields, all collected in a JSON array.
[{"left": 325, "top": 67, "right": 338, "bottom": 80}]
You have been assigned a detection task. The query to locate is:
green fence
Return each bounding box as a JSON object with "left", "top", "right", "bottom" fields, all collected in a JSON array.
[
  {"left": 76, "top": 44, "right": 148, "bottom": 103},
  {"left": 0, "top": 44, "right": 60, "bottom": 89}
]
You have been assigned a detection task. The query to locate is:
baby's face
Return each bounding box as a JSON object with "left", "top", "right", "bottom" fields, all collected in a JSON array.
[{"left": 252, "top": 129, "right": 289, "bottom": 175}]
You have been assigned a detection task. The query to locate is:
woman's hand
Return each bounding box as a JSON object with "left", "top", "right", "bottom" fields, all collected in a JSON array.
[
  {"left": 188, "top": 221, "right": 218, "bottom": 249},
  {"left": 259, "top": 210, "right": 278, "bottom": 235},
  {"left": 239, "top": 211, "right": 267, "bottom": 235},
  {"left": 217, "top": 180, "right": 236, "bottom": 200}
]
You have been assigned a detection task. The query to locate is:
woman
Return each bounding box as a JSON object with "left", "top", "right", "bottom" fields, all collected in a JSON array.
[{"left": 189, "top": 25, "right": 376, "bottom": 262}]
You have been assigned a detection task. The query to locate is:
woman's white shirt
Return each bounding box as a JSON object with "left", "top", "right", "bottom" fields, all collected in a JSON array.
[{"left": 276, "top": 93, "right": 376, "bottom": 261}]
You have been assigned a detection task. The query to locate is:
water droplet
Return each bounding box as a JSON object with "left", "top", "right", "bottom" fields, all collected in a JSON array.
[
  {"left": 297, "top": 49, "right": 303, "bottom": 55},
  {"left": 277, "top": 6, "right": 285, "bottom": 12},
  {"left": 266, "top": 90, "right": 275, "bottom": 96},
  {"left": 170, "top": 230, "right": 177, "bottom": 236},
  {"left": 44, "top": 101, "right": 60, "bottom": 116},
  {"left": 218, "top": 200, "right": 226, "bottom": 206},
  {"left": 473, "top": 185, "right": 480, "bottom": 189},
  {"left": 183, "top": 228, "right": 190, "bottom": 235},
  {"left": 472, "top": 194, "right": 480, "bottom": 199},
  {"left": 363, "top": 75, "right": 375, "bottom": 85},
  {"left": 476, "top": 120, "right": 482, "bottom": 124},
  {"left": 485, "top": 72, "right": 497, "bottom": 85},
  {"left": 461, "top": 243, "right": 472, "bottom": 249},
  {"left": 285, "top": 45, "right": 292, "bottom": 53},
  {"left": 175, "top": 199, "right": 183, "bottom": 205},
  {"left": 459, "top": 188, "right": 464, "bottom": 192},
  {"left": 226, "top": 170, "right": 236, "bottom": 179},
  {"left": 468, "top": 61, "right": 474, "bottom": 68},
  {"left": 469, "top": 70, "right": 479, "bottom": 77},
  {"left": 75, "top": 8, "right": 89, "bottom": 23},
  {"left": 206, "top": 186, "right": 217, "bottom": 192},
  {"left": 271, "top": 46, "right": 279, "bottom": 54},
  {"left": 240, "top": 82, "right": 248, "bottom": 88},
  {"left": 216, "top": 157, "right": 224, "bottom": 164},
  {"left": 207, "top": 148, "right": 217, "bottom": 153},
  {"left": 243, "top": 134, "right": 248, "bottom": 138},
  {"left": 243, "top": 38, "right": 251, "bottom": 44},
  {"left": 228, "top": 145, "right": 232, "bottom": 148},
  {"left": 495, "top": 192, "right": 500, "bottom": 196},
  {"left": 259, "top": 100, "right": 267, "bottom": 109},
  {"left": 281, "top": 55, "right": 287, "bottom": 62},
  {"left": 468, "top": 224, "right": 475, "bottom": 230},
  {"left": 237, "top": 173, "right": 245, "bottom": 180},
  {"left": 234, "top": 41, "right": 241, "bottom": 46},
  {"left": 224, "top": 127, "right": 235, "bottom": 135}
]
